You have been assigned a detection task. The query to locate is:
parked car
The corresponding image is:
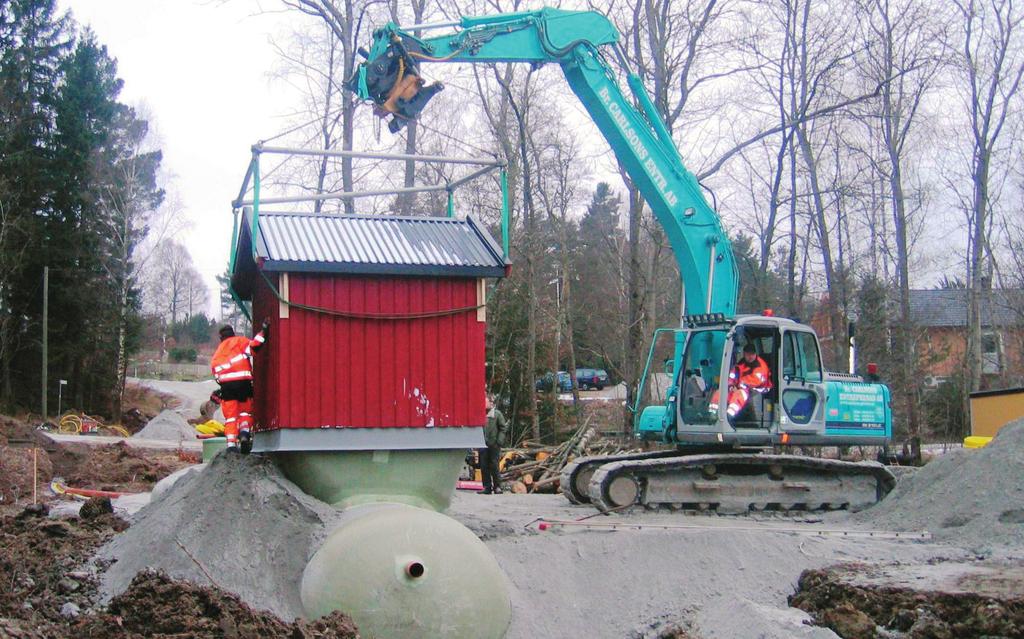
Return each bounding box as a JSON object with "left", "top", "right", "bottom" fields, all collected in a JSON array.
[
  {"left": 535, "top": 371, "right": 572, "bottom": 393},
  {"left": 575, "top": 368, "right": 609, "bottom": 390}
]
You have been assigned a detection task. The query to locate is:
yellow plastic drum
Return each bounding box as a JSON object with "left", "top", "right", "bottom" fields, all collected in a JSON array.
[
  {"left": 301, "top": 502, "right": 511, "bottom": 639},
  {"left": 964, "top": 436, "right": 992, "bottom": 449}
]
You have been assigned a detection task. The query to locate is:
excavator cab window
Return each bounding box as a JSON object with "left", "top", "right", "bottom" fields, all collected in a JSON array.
[
  {"left": 780, "top": 330, "right": 824, "bottom": 425},
  {"left": 728, "top": 327, "right": 778, "bottom": 428},
  {"left": 678, "top": 329, "right": 727, "bottom": 425}
]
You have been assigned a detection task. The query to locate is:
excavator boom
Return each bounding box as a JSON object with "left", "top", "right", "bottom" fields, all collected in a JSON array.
[{"left": 349, "top": 8, "right": 738, "bottom": 319}]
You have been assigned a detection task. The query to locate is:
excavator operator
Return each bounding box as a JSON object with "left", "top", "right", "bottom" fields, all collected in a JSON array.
[
  {"left": 709, "top": 343, "right": 772, "bottom": 421},
  {"left": 211, "top": 320, "right": 269, "bottom": 453}
]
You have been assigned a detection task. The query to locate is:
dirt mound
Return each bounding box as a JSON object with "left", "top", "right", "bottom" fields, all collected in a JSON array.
[
  {"left": 98, "top": 452, "right": 341, "bottom": 621},
  {"left": 133, "top": 409, "right": 194, "bottom": 441},
  {"left": 0, "top": 505, "right": 358, "bottom": 638},
  {"left": 0, "top": 414, "right": 37, "bottom": 443},
  {"left": 2, "top": 410, "right": 193, "bottom": 507},
  {"left": 49, "top": 441, "right": 193, "bottom": 493},
  {"left": 0, "top": 504, "right": 127, "bottom": 632},
  {"left": 856, "top": 417, "right": 1024, "bottom": 549},
  {"left": 0, "top": 416, "right": 52, "bottom": 504},
  {"left": 790, "top": 562, "right": 1024, "bottom": 638},
  {"left": 75, "top": 569, "right": 359, "bottom": 638}
]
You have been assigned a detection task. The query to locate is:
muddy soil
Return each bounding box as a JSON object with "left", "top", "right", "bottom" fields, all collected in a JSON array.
[
  {"left": 0, "top": 503, "right": 128, "bottom": 635},
  {"left": 790, "top": 561, "right": 1024, "bottom": 638},
  {"left": 0, "top": 504, "right": 359, "bottom": 638},
  {"left": 48, "top": 441, "right": 194, "bottom": 493},
  {"left": 75, "top": 570, "right": 359, "bottom": 638},
  {"left": 2, "top": 413, "right": 195, "bottom": 507}
]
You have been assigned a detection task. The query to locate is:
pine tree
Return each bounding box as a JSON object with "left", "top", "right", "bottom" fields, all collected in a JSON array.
[
  {"left": 0, "top": 0, "right": 72, "bottom": 410},
  {"left": 572, "top": 183, "right": 624, "bottom": 372}
]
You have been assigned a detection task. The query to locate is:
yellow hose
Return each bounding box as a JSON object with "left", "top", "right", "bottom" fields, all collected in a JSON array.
[
  {"left": 104, "top": 424, "right": 131, "bottom": 438},
  {"left": 57, "top": 412, "right": 129, "bottom": 437},
  {"left": 59, "top": 413, "right": 82, "bottom": 434}
]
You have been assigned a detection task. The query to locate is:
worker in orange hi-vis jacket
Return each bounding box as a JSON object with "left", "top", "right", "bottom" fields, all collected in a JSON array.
[
  {"left": 210, "top": 319, "right": 269, "bottom": 453},
  {"left": 708, "top": 343, "right": 772, "bottom": 420}
]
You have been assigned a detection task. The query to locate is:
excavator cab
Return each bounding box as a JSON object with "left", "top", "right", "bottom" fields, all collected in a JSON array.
[
  {"left": 639, "top": 314, "right": 837, "bottom": 448},
  {"left": 348, "top": 30, "right": 444, "bottom": 132}
]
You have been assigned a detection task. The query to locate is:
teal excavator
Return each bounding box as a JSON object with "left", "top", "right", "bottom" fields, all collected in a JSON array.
[{"left": 349, "top": 7, "right": 895, "bottom": 514}]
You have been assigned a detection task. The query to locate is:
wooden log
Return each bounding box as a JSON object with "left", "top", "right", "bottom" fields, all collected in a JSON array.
[
  {"left": 504, "top": 460, "right": 545, "bottom": 475},
  {"left": 510, "top": 480, "right": 528, "bottom": 494},
  {"left": 531, "top": 475, "right": 560, "bottom": 491},
  {"left": 522, "top": 473, "right": 533, "bottom": 486}
]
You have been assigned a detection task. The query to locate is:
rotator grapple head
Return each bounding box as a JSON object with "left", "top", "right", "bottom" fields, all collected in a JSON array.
[{"left": 346, "top": 32, "right": 444, "bottom": 133}]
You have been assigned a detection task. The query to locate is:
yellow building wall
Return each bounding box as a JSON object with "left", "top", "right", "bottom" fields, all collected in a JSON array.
[{"left": 970, "top": 390, "right": 1024, "bottom": 437}]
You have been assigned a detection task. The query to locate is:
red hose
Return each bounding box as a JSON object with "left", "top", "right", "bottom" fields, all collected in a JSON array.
[{"left": 63, "top": 486, "right": 130, "bottom": 499}]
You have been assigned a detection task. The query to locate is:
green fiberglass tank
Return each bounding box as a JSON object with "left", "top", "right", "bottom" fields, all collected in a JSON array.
[{"left": 301, "top": 502, "right": 512, "bottom": 639}]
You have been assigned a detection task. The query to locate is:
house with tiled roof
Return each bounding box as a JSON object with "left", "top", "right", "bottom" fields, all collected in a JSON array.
[
  {"left": 910, "top": 288, "right": 1024, "bottom": 386},
  {"left": 810, "top": 287, "right": 1023, "bottom": 388}
]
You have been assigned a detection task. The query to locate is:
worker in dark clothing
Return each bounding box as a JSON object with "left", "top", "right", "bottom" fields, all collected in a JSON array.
[
  {"left": 478, "top": 393, "right": 508, "bottom": 495},
  {"left": 210, "top": 320, "right": 269, "bottom": 453}
]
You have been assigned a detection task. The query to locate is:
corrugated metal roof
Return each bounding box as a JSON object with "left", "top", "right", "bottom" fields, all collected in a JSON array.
[
  {"left": 908, "top": 289, "right": 1024, "bottom": 327},
  {"left": 238, "top": 210, "right": 507, "bottom": 277}
]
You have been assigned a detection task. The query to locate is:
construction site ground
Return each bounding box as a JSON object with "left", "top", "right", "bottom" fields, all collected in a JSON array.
[{"left": 1, "top": 379, "right": 1022, "bottom": 638}]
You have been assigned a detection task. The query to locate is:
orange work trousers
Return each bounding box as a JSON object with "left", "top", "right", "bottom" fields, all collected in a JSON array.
[
  {"left": 221, "top": 398, "right": 253, "bottom": 446},
  {"left": 708, "top": 386, "right": 752, "bottom": 418}
]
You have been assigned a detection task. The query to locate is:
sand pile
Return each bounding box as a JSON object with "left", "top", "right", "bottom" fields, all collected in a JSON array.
[
  {"left": 857, "top": 417, "right": 1024, "bottom": 549},
  {"left": 132, "top": 409, "right": 194, "bottom": 441},
  {"left": 97, "top": 453, "right": 340, "bottom": 621}
]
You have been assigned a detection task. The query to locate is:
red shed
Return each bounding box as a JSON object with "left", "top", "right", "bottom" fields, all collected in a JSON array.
[{"left": 230, "top": 210, "right": 508, "bottom": 453}]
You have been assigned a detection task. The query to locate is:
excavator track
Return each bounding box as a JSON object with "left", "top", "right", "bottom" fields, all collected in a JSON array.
[
  {"left": 560, "top": 450, "right": 681, "bottom": 504},
  {"left": 586, "top": 454, "right": 895, "bottom": 514}
]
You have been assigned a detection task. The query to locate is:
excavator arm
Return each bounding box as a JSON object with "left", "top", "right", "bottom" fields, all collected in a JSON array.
[{"left": 348, "top": 8, "right": 738, "bottom": 318}]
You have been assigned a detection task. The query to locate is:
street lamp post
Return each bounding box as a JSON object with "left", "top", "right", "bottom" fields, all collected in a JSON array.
[{"left": 58, "top": 379, "right": 67, "bottom": 416}]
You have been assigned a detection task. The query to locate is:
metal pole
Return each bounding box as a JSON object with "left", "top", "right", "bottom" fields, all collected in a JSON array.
[
  {"left": 402, "top": 18, "right": 460, "bottom": 31},
  {"left": 500, "top": 169, "right": 510, "bottom": 258},
  {"left": 228, "top": 208, "right": 240, "bottom": 278},
  {"left": 252, "top": 153, "right": 260, "bottom": 259},
  {"left": 253, "top": 145, "right": 504, "bottom": 167},
  {"left": 238, "top": 182, "right": 451, "bottom": 207},
  {"left": 41, "top": 266, "right": 47, "bottom": 418},
  {"left": 446, "top": 190, "right": 455, "bottom": 218},
  {"left": 231, "top": 157, "right": 255, "bottom": 209},
  {"left": 705, "top": 243, "right": 717, "bottom": 313},
  {"left": 447, "top": 164, "right": 499, "bottom": 190}
]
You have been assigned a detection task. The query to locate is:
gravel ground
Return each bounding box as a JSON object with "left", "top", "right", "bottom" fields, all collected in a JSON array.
[
  {"left": 449, "top": 492, "right": 965, "bottom": 639},
  {"left": 96, "top": 453, "right": 967, "bottom": 639},
  {"left": 101, "top": 378, "right": 1007, "bottom": 638}
]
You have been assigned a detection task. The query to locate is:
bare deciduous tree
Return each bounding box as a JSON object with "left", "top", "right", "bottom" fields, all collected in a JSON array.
[{"left": 948, "top": 0, "right": 1024, "bottom": 392}]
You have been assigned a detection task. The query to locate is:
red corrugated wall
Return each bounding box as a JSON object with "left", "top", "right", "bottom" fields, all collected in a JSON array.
[{"left": 252, "top": 271, "right": 486, "bottom": 431}]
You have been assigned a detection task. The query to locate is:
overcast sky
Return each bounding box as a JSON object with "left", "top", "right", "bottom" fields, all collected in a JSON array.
[{"left": 62, "top": 0, "right": 301, "bottom": 317}]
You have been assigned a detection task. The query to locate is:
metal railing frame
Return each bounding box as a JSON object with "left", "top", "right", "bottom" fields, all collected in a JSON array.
[{"left": 227, "top": 144, "right": 512, "bottom": 319}]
